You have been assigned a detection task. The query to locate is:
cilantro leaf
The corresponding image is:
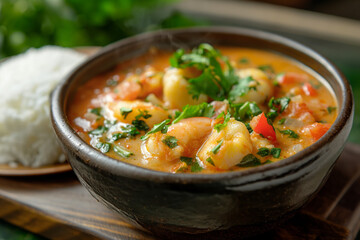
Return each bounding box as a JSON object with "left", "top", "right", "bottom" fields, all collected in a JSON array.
[
  {"left": 89, "top": 126, "right": 108, "bottom": 136},
  {"left": 327, "top": 106, "right": 336, "bottom": 114},
  {"left": 271, "top": 148, "right": 281, "bottom": 158},
  {"left": 229, "top": 76, "right": 258, "bottom": 100},
  {"left": 89, "top": 107, "right": 102, "bottom": 116},
  {"left": 230, "top": 101, "right": 262, "bottom": 121},
  {"left": 278, "top": 129, "right": 299, "bottom": 138},
  {"left": 180, "top": 156, "right": 203, "bottom": 173},
  {"left": 237, "top": 154, "right": 261, "bottom": 167},
  {"left": 132, "top": 120, "right": 149, "bottom": 131},
  {"left": 120, "top": 107, "right": 132, "bottom": 119},
  {"left": 211, "top": 139, "right": 224, "bottom": 154},
  {"left": 140, "top": 119, "right": 171, "bottom": 140},
  {"left": 214, "top": 112, "right": 231, "bottom": 132},
  {"left": 172, "top": 103, "right": 214, "bottom": 124},
  {"left": 113, "top": 145, "right": 133, "bottom": 158},
  {"left": 257, "top": 147, "right": 270, "bottom": 157},
  {"left": 162, "top": 135, "right": 178, "bottom": 148}
]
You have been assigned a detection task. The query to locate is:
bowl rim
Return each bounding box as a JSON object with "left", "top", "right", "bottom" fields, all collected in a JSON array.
[{"left": 51, "top": 26, "right": 353, "bottom": 183}]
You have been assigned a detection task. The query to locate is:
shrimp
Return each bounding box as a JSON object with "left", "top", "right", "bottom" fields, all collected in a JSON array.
[
  {"left": 114, "top": 66, "right": 163, "bottom": 100},
  {"left": 233, "top": 68, "right": 273, "bottom": 104},
  {"left": 142, "top": 117, "right": 213, "bottom": 162},
  {"left": 106, "top": 100, "right": 169, "bottom": 127},
  {"left": 197, "top": 119, "right": 253, "bottom": 170},
  {"left": 163, "top": 68, "right": 208, "bottom": 109}
]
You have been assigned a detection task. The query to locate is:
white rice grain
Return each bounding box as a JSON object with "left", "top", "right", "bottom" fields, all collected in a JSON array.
[{"left": 0, "top": 46, "right": 86, "bottom": 167}]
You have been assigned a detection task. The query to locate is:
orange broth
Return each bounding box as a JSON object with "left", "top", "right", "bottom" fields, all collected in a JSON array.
[{"left": 68, "top": 46, "right": 337, "bottom": 173}]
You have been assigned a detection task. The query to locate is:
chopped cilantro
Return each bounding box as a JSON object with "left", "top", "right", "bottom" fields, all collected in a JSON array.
[
  {"left": 269, "top": 97, "right": 290, "bottom": 113},
  {"left": 113, "top": 145, "right": 133, "bottom": 158},
  {"left": 180, "top": 156, "right": 193, "bottom": 165},
  {"left": 179, "top": 156, "right": 203, "bottom": 172},
  {"left": 271, "top": 148, "right": 281, "bottom": 158},
  {"left": 120, "top": 107, "right": 132, "bottom": 119},
  {"left": 135, "top": 109, "right": 152, "bottom": 120},
  {"left": 132, "top": 120, "right": 149, "bottom": 131},
  {"left": 327, "top": 106, "right": 337, "bottom": 114},
  {"left": 238, "top": 57, "right": 249, "bottom": 64},
  {"left": 214, "top": 112, "right": 231, "bottom": 132},
  {"left": 263, "top": 160, "right": 273, "bottom": 164},
  {"left": 237, "top": 154, "right": 261, "bottom": 167},
  {"left": 258, "top": 65, "right": 274, "bottom": 73},
  {"left": 229, "top": 76, "right": 259, "bottom": 100},
  {"left": 162, "top": 135, "right": 178, "bottom": 148},
  {"left": 230, "top": 101, "right": 262, "bottom": 121},
  {"left": 190, "top": 161, "right": 203, "bottom": 172},
  {"left": 104, "top": 120, "right": 117, "bottom": 128},
  {"left": 245, "top": 123, "right": 253, "bottom": 133},
  {"left": 172, "top": 102, "right": 214, "bottom": 124},
  {"left": 112, "top": 133, "right": 127, "bottom": 141},
  {"left": 257, "top": 147, "right": 270, "bottom": 157},
  {"left": 206, "top": 157, "right": 215, "bottom": 166},
  {"left": 267, "top": 97, "right": 290, "bottom": 121},
  {"left": 96, "top": 142, "right": 112, "bottom": 153},
  {"left": 140, "top": 119, "right": 171, "bottom": 140},
  {"left": 121, "top": 124, "right": 140, "bottom": 136},
  {"left": 278, "top": 118, "right": 286, "bottom": 125},
  {"left": 89, "top": 126, "right": 108, "bottom": 136},
  {"left": 211, "top": 139, "right": 224, "bottom": 154},
  {"left": 278, "top": 129, "right": 299, "bottom": 139},
  {"left": 89, "top": 107, "right": 102, "bottom": 116},
  {"left": 169, "top": 43, "right": 238, "bottom": 100}
]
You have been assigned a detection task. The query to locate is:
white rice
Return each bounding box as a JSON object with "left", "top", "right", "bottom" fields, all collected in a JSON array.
[{"left": 0, "top": 46, "right": 86, "bottom": 167}]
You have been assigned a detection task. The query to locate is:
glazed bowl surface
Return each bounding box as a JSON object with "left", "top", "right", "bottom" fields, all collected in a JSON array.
[{"left": 50, "top": 27, "right": 353, "bottom": 239}]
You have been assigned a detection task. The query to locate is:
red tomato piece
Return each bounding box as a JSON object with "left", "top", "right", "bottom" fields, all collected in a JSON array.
[
  {"left": 304, "top": 122, "right": 331, "bottom": 141},
  {"left": 302, "top": 82, "right": 317, "bottom": 96},
  {"left": 252, "top": 113, "right": 277, "bottom": 142},
  {"left": 278, "top": 72, "right": 308, "bottom": 85}
]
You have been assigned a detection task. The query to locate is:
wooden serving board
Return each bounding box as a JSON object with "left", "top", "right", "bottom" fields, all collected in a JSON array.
[{"left": 0, "top": 143, "right": 359, "bottom": 240}]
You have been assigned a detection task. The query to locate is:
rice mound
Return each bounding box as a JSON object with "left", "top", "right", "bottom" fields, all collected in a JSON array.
[{"left": 0, "top": 46, "right": 86, "bottom": 167}]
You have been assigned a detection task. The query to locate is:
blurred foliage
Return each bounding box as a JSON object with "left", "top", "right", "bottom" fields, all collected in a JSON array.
[{"left": 0, "top": 0, "right": 207, "bottom": 58}]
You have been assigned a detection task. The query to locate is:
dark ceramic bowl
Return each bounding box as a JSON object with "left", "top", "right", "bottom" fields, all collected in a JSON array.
[{"left": 50, "top": 27, "right": 353, "bottom": 239}]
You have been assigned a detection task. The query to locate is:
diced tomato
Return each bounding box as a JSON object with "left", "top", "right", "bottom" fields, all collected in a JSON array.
[
  {"left": 115, "top": 81, "right": 141, "bottom": 100},
  {"left": 302, "top": 82, "right": 317, "bottom": 96},
  {"left": 303, "top": 122, "right": 331, "bottom": 141},
  {"left": 252, "top": 113, "right": 277, "bottom": 142},
  {"left": 278, "top": 72, "right": 308, "bottom": 85}
]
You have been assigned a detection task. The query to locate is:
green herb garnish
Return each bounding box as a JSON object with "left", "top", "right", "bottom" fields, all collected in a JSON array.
[
  {"left": 245, "top": 122, "right": 253, "bottom": 133},
  {"left": 90, "top": 107, "right": 102, "bottom": 116},
  {"left": 135, "top": 109, "right": 152, "bottom": 120},
  {"left": 229, "top": 76, "right": 259, "bottom": 101},
  {"left": 327, "top": 106, "right": 337, "bottom": 114},
  {"left": 132, "top": 120, "right": 149, "bottom": 131},
  {"left": 257, "top": 147, "right": 270, "bottom": 157},
  {"left": 211, "top": 139, "right": 224, "bottom": 154},
  {"left": 238, "top": 57, "right": 249, "bottom": 64},
  {"left": 206, "top": 157, "right": 215, "bottom": 166},
  {"left": 170, "top": 43, "right": 238, "bottom": 100},
  {"left": 230, "top": 101, "right": 262, "bottom": 121},
  {"left": 172, "top": 102, "right": 214, "bottom": 124},
  {"left": 237, "top": 154, "right": 261, "bottom": 167},
  {"left": 271, "top": 148, "right": 281, "bottom": 158},
  {"left": 180, "top": 156, "right": 203, "bottom": 172},
  {"left": 120, "top": 107, "right": 132, "bottom": 119},
  {"left": 89, "top": 126, "right": 108, "bottom": 136},
  {"left": 278, "top": 118, "right": 286, "bottom": 125},
  {"left": 140, "top": 119, "right": 171, "bottom": 140},
  {"left": 278, "top": 129, "right": 299, "bottom": 139},
  {"left": 113, "top": 145, "right": 133, "bottom": 158},
  {"left": 121, "top": 125, "right": 140, "bottom": 136},
  {"left": 162, "top": 135, "right": 178, "bottom": 149},
  {"left": 214, "top": 112, "right": 231, "bottom": 132}
]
